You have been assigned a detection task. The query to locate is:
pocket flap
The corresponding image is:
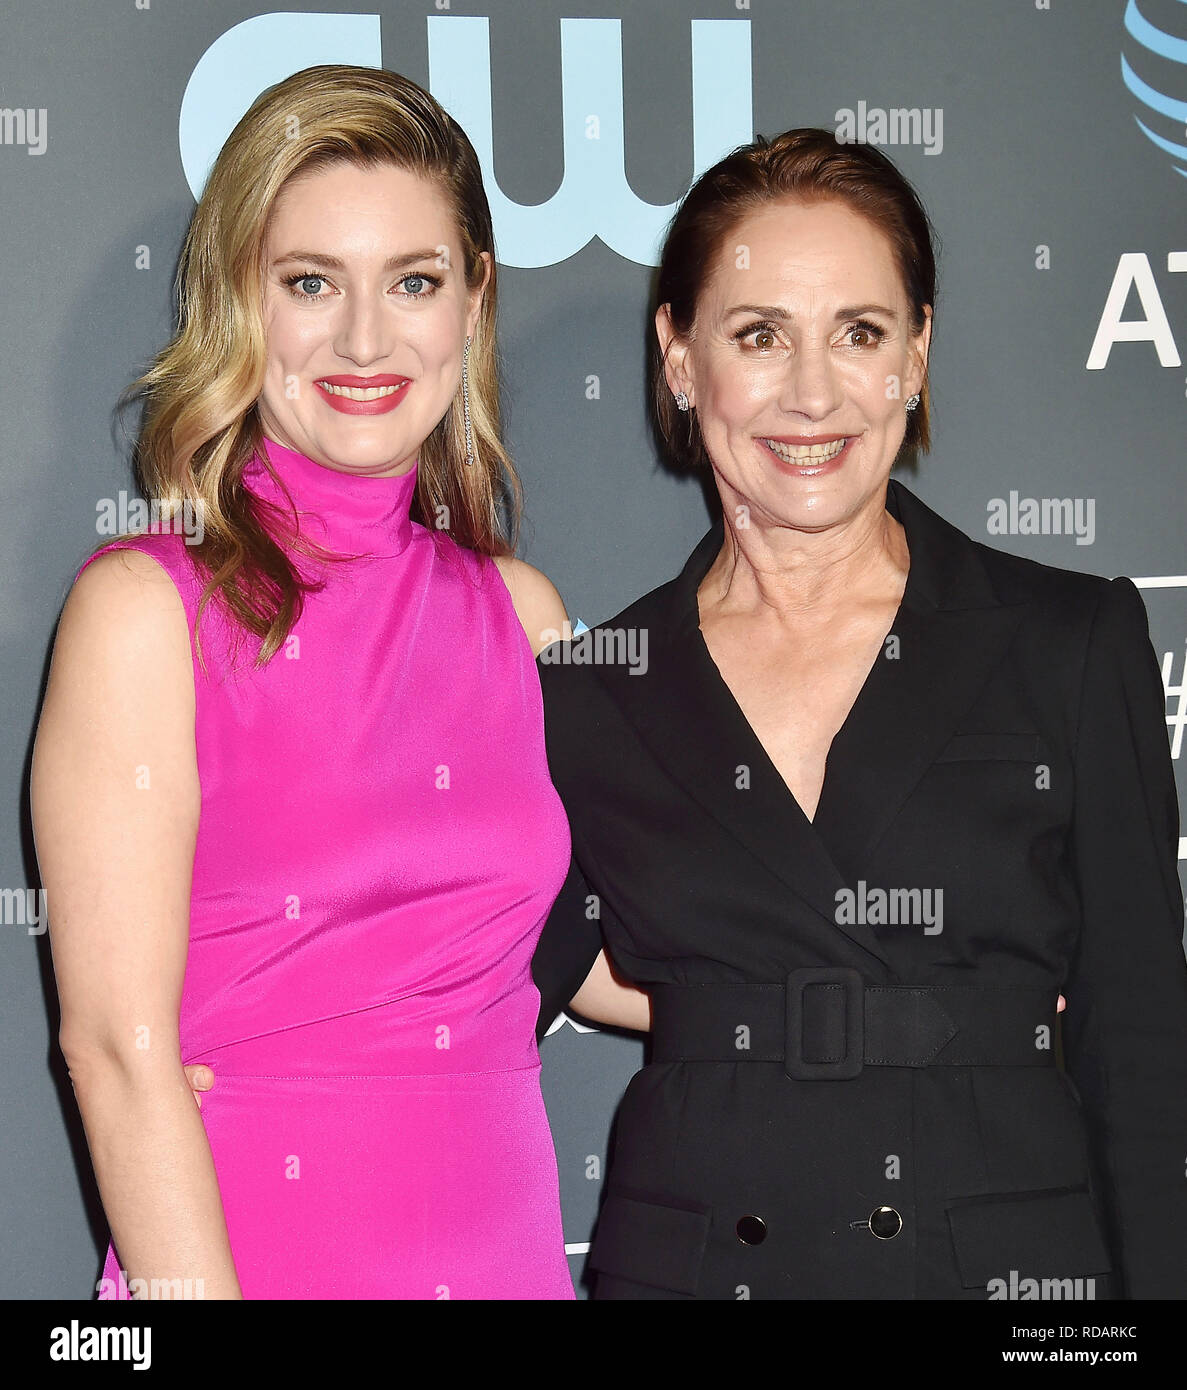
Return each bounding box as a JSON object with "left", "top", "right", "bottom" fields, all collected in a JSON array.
[
  {"left": 587, "top": 1190, "right": 711, "bottom": 1295},
  {"left": 946, "top": 1188, "right": 1113, "bottom": 1288},
  {"left": 935, "top": 733, "right": 1041, "bottom": 763}
]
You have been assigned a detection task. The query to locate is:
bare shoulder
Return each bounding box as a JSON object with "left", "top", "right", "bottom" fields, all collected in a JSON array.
[
  {"left": 491, "top": 554, "right": 569, "bottom": 656},
  {"left": 47, "top": 548, "right": 193, "bottom": 720},
  {"left": 67, "top": 546, "right": 187, "bottom": 621}
]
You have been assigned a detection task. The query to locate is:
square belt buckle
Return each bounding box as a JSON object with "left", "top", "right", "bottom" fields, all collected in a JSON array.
[{"left": 784, "top": 967, "right": 865, "bottom": 1080}]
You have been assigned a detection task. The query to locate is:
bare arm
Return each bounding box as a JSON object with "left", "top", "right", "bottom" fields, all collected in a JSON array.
[
  {"left": 32, "top": 550, "right": 241, "bottom": 1299},
  {"left": 569, "top": 949, "right": 652, "bottom": 1033}
]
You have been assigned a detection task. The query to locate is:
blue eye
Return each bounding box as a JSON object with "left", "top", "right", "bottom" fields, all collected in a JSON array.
[
  {"left": 399, "top": 273, "right": 444, "bottom": 297},
  {"left": 283, "top": 272, "right": 328, "bottom": 301}
]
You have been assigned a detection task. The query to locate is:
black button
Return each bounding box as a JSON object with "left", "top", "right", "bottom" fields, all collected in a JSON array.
[
  {"left": 736, "top": 1215, "right": 767, "bottom": 1245},
  {"left": 869, "top": 1205, "right": 902, "bottom": 1239}
]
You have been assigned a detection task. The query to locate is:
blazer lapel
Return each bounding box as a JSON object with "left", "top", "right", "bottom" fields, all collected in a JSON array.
[
  {"left": 587, "top": 480, "right": 1029, "bottom": 969},
  {"left": 591, "top": 517, "right": 891, "bottom": 968},
  {"left": 812, "top": 479, "right": 1029, "bottom": 878}
]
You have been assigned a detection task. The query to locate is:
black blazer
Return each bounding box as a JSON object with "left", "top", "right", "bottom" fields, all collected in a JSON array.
[{"left": 533, "top": 478, "right": 1187, "bottom": 1300}]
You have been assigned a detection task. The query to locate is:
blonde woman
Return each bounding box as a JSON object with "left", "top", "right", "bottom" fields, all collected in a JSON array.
[{"left": 32, "top": 66, "right": 572, "bottom": 1299}]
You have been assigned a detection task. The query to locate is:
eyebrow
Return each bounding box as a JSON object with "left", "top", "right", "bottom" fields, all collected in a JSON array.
[
  {"left": 726, "top": 302, "right": 898, "bottom": 321},
  {"left": 269, "top": 248, "right": 446, "bottom": 272}
]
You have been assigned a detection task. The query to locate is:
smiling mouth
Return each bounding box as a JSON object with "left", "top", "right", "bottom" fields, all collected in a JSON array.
[
  {"left": 317, "top": 382, "right": 408, "bottom": 401},
  {"left": 761, "top": 437, "right": 850, "bottom": 464}
]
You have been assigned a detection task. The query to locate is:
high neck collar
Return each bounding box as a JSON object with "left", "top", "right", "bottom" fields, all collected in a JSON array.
[{"left": 243, "top": 435, "right": 417, "bottom": 559}]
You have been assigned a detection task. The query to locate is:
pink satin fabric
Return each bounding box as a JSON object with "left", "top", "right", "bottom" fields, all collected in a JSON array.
[{"left": 81, "top": 437, "right": 574, "bottom": 1298}]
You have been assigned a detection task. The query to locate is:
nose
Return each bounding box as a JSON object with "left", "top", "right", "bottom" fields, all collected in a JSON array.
[
  {"left": 332, "top": 286, "right": 393, "bottom": 367},
  {"left": 777, "top": 342, "right": 845, "bottom": 421}
]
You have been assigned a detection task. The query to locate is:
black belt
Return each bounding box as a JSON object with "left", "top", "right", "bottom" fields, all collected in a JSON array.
[{"left": 649, "top": 970, "right": 1058, "bottom": 1079}]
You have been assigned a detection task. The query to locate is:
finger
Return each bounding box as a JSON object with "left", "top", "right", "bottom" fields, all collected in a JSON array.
[
  {"left": 183, "top": 1064, "right": 215, "bottom": 1091},
  {"left": 1056, "top": 994, "right": 1067, "bottom": 1013}
]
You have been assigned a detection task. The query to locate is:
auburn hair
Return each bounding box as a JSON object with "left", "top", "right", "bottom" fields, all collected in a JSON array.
[{"left": 653, "top": 127, "right": 938, "bottom": 471}]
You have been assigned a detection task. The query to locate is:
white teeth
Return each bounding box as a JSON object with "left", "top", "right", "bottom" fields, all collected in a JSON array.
[
  {"left": 763, "top": 437, "right": 848, "bottom": 463},
  {"left": 319, "top": 382, "right": 406, "bottom": 400}
]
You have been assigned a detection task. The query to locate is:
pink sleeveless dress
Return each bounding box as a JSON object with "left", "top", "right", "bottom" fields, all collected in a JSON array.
[{"left": 82, "top": 436, "right": 574, "bottom": 1299}]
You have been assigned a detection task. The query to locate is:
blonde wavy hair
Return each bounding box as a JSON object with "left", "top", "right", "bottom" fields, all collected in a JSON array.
[{"left": 110, "top": 64, "right": 519, "bottom": 666}]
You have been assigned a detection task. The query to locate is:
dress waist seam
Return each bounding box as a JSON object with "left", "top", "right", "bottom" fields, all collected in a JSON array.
[{"left": 197, "top": 1063, "right": 541, "bottom": 1081}]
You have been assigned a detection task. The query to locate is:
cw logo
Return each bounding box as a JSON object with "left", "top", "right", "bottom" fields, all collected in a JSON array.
[{"left": 179, "top": 11, "right": 753, "bottom": 267}]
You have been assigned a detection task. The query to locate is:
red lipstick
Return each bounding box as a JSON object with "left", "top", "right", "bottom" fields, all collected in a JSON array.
[{"left": 315, "top": 374, "right": 411, "bottom": 416}]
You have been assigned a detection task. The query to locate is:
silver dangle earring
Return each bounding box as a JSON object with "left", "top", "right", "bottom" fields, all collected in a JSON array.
[
  {"left": 462, "top": 335, "right": 475, "bottom": 466},
  {"left": 905, "top": 393, "right": 920, "bottom": 412},
  {"left": 674, "top": 390, "right": 689, "bottom": 413}
]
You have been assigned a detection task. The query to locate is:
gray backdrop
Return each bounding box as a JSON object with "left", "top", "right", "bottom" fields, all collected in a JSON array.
[{"left": 3, "top": 0, "right": 1185, "bottom": 1299}]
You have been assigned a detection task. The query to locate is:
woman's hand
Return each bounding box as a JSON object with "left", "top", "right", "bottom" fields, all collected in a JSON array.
[{"left": 185, "top": 1064, "right": 215, "bottom": 1107}]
